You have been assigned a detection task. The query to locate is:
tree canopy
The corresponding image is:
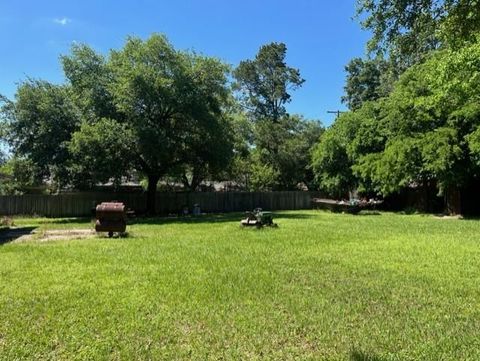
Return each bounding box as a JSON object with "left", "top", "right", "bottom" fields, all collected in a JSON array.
[
  {"left": 0, "top": 80, "right": 81, "bottom": 189},
  {"left": 342, "top": 57, "right": 395, "bottom": 110},
  {"left": 356, "top": 0, "right": 480, "bottom": 64},
  {"left": 345, "top": 0, "right": 480, "bottom": 115},
  {"left": 315, "top": 38, "right": 480, "bottom": 213},
  {"left": 0, "top": 36, "right": 322, "bottom": 204},
  {"left": 234, "top": 42, "right": 304, "bottom": 123},
  {"left": 0, "top": 34, "right": 235, "bottom": 213},
  {"left": 233, "top": 43, "right": 321, "bottom": 191},
  {"left": 65, "top": 34, "right": 233, "bottom": 212}
]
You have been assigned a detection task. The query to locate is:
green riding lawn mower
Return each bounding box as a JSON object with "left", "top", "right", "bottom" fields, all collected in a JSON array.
[{"left": 240, "top": 208, "right": 277, "bottom": 228}]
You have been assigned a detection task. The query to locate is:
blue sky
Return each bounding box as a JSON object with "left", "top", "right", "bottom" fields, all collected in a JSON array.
[{"left": 0, "top": 0, "right": 370, "bottom": 126}]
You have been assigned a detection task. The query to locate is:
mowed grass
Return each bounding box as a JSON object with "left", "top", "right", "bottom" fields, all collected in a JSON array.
[{"left": 1, "top": 211, "right": 480, "bottom": 360}]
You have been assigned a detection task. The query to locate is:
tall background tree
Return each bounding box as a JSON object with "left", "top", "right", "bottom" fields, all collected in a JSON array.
[
  {"left": 234, "top": 42, "right": 304, "bottom": 123},
  {"left": 234, "top": 42, "right": 322, "bottom": 190}
]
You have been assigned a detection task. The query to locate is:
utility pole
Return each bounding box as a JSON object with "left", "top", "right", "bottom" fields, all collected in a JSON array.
[{"left": 327, "top": 110, "right": 345, "bottom": 119}]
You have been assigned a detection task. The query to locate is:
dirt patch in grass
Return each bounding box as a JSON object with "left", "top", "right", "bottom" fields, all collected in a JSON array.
[
  {"left": 434, "top": 214, "right": 464, "bottom": 220},
  {"left": 15, "top": 228, "right": 96, "bottom": 243}
]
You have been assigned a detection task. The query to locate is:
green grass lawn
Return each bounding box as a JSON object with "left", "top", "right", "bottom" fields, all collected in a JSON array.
[{"left": 1, "top": 211, "right": 480, "bottom": 360}]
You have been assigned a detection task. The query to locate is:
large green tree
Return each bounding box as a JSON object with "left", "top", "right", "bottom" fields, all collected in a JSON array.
[
  {"left": 346, "top": 0, "right": 480, "bottom": 115},
  {"left": 64, "top": 34, "right": 232, "bottom": 213},
  {"left": 319, "top": 39, "right": 480, "bottom": 213},
  {"left": 170, "top": 113, "right": 234, "bottom": 191},
  {"left": 234, "top": 42, "right": 317, "bottom": 190}
]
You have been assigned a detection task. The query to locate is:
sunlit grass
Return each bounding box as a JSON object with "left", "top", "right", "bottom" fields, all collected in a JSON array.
[{"left": 1, "top": 211, "right": 479, "bottom": 360}]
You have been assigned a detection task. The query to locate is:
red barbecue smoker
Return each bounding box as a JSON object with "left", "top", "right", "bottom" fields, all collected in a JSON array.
[{"left": 95, "top": 202, "right": 127, "bottom": 237}]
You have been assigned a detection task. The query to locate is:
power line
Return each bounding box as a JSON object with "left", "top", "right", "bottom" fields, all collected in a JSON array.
[{"left": 327, "top": 110, "right": 346, "bottom": 119}]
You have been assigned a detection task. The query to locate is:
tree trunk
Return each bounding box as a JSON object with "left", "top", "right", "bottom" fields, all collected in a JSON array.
[
  {"left": 182, "top": 168, "right": 204, "bottom": 192},
  {"left": 146, "top": 174, "right": 160, "bottom": 215},
  {"left": 191, "top": 171, "right": 203, "bottom": 192},
  {"left": 181, "top": 174, "right": 192, "bottom": 191},
  {"left": 445, "top": 185, "right": 462, "bottom": 215}
]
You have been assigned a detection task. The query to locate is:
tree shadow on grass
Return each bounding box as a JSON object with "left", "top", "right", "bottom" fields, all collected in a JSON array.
[
  {"left": 350, "top": 349, "right": 387, "bottom": 361},
  {"left": 356, "top": 210, "right": 382, "bottom": 216},
  {"left": 0, "top": 227, "right": 37, "bottom": 246},
  {"left": 37, "top": 217, "right": 93, "bottom": 225},
  {"left": 131, "top": 211, "right": 315, "bottom": 225},
  {"left": 133, "top": 212, "right": 244, "bottom": 225},
  {"left": 454, "top": 215, "right": 480, "bottom": 221},
  {"left": 12, "top": 211, "right": 315, "bottom": 229},
  {"left": 274, "top": 212, "right": 316, "bottom": 220}
]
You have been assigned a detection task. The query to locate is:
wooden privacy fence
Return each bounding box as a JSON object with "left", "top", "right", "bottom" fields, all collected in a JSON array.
[{"left": 0, "top": 191, "right": 313, "bottom": 217}]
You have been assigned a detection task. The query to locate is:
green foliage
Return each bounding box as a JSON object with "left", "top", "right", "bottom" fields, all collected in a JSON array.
[
  {"left": 234, "top": 42, "right": 304, "bottom": 123},
  {"left": 222, "top": 112, "right": 255, "bottom": 190},
  {"left": 318, "top": 39, "right": 480, "bottom": 213},
  {"left": 0, "top": 157, "right": 42, "bottom": 194},
  {"left": 356, "top": 0, "right": 480, "bottom": 65},
  {"left": 467, "top": 126, "right": 480, "bottom": 166},
  {"left": 311, "top": 112, "right": 359, "bottom": 197},
  {"left": 1, "top": 80, "right": 81, "bottom": 188},
  {"left": 107, "top": 34, "right": 231, "bottom": 179},
  {"left": 251, "top": 115, "right": 323, "bottom": 191},
  {"left": 2, "top": 34, "right": 235, "bottom": 210},
  {"left": 312, "top": 133, "right": 351, "bottom": 197},
  {"left": 62, "top": 34, "right": 233, "bottom": 211},
  {"left": 353, "top": 137, "right": 423, "bottom": 195},
  {"left": 420, "top": 128, "right": 464, "bottom": 189},
  {"left": 171, "top": 115, "right": 234, "bottom": 191},
  {"left": 249, "top": 154, "right": 280, "bottom": 191},
  {"left": 234, "top": 43, "right": 318, "bottom": 190},
  {"left": 68, "top": 119, "right": 135, "bottom": 189},
  {"left": 230, "top": 112, "right": 254, "bottom": 159},
  {"left": 228, "top": 155, "right": 254, "bottom": 190},
  {"left": 372, "top": 41, "right": 480, "bottom": 194},
  {"left": 61, "top": 44, "right": 119, "bottom": 120},
  {"left": 342, "top": 57, "right": 396, "bottom": 110},
  {"left": 231, "top": 114, "right": 323, "bottom": 192}
]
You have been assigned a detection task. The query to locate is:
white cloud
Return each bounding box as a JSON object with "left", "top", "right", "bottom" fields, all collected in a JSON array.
[{"left": 53, "top": 17, "right": 71, "bottom": 26}]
